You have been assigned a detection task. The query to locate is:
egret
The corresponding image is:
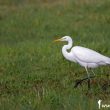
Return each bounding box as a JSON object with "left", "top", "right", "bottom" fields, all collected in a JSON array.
[{"left": 54, "top": 36, "right": 110, "bottom": 89}]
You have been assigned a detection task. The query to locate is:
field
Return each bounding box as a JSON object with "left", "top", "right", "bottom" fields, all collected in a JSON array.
[{"left": 0, "top": 0, "right": 110, "bottom": 110}]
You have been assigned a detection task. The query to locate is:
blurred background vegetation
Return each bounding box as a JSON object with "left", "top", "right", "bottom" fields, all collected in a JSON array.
[{"left": 0, "top": 0, "right": 110, "bottom": 110}]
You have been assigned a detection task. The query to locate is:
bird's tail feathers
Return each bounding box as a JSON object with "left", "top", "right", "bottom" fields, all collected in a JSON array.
[{"left": 106, "top": 57, "right": 110, "bottom": 65}]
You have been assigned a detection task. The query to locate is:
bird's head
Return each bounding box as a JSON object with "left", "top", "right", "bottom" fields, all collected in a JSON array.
[{"left": 54, "top": 36, "right": 72, "bottom": 42}]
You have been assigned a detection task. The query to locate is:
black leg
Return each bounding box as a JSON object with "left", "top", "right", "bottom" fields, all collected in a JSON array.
[
  {"left": 74, "top": 75, "right": 95, "bottom": 88},
  {"left": 88, "top": 78, "right": 90, "bottom": 90}
]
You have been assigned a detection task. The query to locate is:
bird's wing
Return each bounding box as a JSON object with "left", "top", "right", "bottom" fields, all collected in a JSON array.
[{"left": 71, "top": 46, "right": 108, "bottom": 63}]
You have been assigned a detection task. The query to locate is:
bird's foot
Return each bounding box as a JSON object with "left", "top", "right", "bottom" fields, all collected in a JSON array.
[{"left": 74, "top": 76, "right": 95, "bottom": 89}]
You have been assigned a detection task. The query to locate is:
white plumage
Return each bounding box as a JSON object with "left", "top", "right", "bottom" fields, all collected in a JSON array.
[
  {"left": 54, "top": 36, "right": 110, "bottom": 78},
  {"left": 71, "top": 46, "right": 110, "bottom": 68}
]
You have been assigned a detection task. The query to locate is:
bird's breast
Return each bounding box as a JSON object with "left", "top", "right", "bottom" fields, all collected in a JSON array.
[{"left": 62, "top": 51, "right": 77, "bottom": 63}]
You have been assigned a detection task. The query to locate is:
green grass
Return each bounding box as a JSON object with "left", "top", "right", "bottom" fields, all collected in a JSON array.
[{"left": 0, "top": 0, "right": 110, "bottom": 110}]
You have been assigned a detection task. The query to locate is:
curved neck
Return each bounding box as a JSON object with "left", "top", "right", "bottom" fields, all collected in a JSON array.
[{"left": 62, "top": 39, "right": 73, "bottom": 61}]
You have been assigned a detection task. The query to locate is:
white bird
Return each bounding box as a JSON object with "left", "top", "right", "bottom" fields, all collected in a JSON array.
[{"left": 54, "top": 36, "right": 110, "bottom": 88}]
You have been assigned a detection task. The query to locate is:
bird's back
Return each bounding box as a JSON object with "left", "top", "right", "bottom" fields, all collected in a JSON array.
[{"left": 71, "top": 46, "right": 110, "bottom": 65}]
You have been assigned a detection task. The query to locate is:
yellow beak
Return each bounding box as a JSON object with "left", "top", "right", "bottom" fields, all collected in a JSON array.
[{"left": 54, "top": 38, "right": 61, "bottom": 42}]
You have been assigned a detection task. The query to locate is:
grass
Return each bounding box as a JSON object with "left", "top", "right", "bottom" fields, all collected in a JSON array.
[{"left": 0, "top": 0, "right": 110, "bottom": 110}]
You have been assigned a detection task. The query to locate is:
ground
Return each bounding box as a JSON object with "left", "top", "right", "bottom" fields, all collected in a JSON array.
[{"left": 0, "top": 0, "right": 110, "bottom": 110}]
